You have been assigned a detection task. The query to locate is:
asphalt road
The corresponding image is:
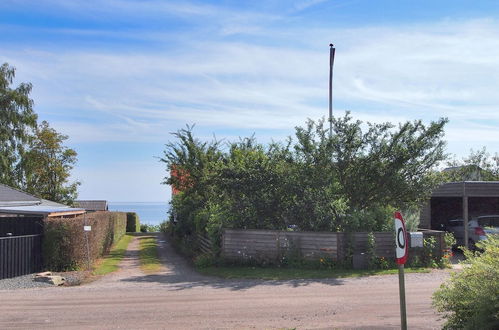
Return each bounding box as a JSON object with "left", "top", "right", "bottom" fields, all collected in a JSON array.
[{"left": 0, "top": 235, "right": 450, "bottom": 329}]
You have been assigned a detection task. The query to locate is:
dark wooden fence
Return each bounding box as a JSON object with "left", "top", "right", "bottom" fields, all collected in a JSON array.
[
  {"left": 0, "top": 234, "right": 43, "bottom": 279},
  {"left": 222, "top": 229, "right": 445, "bottom": 262}
]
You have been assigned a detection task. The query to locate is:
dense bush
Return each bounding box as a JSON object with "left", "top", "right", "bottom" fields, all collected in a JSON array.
[
  {"left": 433, "top": 236, "right": 499, "bottom": 330},
  {"left": 126, "top": 212, "right": 140, "bottom": 233},
  {"left": 161, "top": 114, "right": 447, "bottom": 256},
  {"left": 43, "top": 211, "right": 127, "bottom": 271}
]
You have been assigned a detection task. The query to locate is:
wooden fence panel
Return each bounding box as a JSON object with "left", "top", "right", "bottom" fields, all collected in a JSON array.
[
  {"left": 223, "top": 229, "right": 339, "bottom": 261},
  {"left": 222, "top": 229, "right": 445, "bottom": 263},
  {"left": 0, "top": 234, "right": 43, "bottom": 279}
]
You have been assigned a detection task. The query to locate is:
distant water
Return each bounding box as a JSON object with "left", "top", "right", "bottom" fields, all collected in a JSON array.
[{"left": 108, "top": 202, "right": 170, "bottom": 226}]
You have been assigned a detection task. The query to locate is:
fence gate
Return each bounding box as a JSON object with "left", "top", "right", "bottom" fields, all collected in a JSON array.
[{"left": 0, "top": 234, "right": 43, "bottom": 280}]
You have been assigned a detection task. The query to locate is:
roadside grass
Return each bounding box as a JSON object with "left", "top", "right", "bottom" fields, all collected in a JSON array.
[
  {"left": 93, "top": 234, "right": 133, "bottom": 276},
  {"left": 138, "top": 236, "right": 162, "bottom": 273},
  {"left": 197, "top": 266, "right": 430, "bottom": 280}
]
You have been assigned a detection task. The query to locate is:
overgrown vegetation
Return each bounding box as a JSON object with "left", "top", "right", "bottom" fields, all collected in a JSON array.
[
  {"left": 140, "top": 223, "right": 160, "bottom": 232},
  {"left": 433, "top": 236, "right": 499, "bottom": 330},
  {"left": 93, "top": 234, "right": 133, "bottom": 275},
  {"left": 138, "top": 236, "right": 162, "bottom": 273},
  {"left": 161, "top": 114, "right": 448, "bottom": 259}
]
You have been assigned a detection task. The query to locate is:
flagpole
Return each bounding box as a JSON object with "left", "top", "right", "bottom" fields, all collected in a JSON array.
[{"left": 329, "top": 43, "right": 335, "bottom": 138}]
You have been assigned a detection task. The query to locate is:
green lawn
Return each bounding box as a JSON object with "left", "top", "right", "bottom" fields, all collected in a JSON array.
[
  {"left": 93, "top": 234, "right": 133, "bottom": 276},
  {"left": 138, "top": 235, "right": 162, "bottom": 273},
  {"left": 197, "top": 266, "right": 430, "bottom": 280}
]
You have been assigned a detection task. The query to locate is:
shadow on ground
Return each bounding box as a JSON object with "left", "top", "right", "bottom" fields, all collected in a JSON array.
[{"left": 120, "top": 234, "right": 345, "bottom": 291}]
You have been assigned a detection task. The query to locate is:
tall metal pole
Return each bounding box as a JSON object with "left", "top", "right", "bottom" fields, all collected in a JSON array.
[
  {"left": 329, "top": 43, "right": 336, "bottom": 137},
  {"left": 398, "top": 264, "right": 408, "bottom": 330}
]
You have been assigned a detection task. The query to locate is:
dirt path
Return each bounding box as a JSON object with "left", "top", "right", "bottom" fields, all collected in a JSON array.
[{"left": 1, "top": 234, "right": 451, "bottom": 329}]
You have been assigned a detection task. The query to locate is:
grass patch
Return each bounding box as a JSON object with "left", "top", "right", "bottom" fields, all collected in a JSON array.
[
  {"left": 197, "top": 266, "right": 430, "bottom": 280},
  {"left": 93, "top": 234, "right": 133, "bottom": 276},
  {"left": 139, "top": 236, "right": 162, "bottom": 273}
]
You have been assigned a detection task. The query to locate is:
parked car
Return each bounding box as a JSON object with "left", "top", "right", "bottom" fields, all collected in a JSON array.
[{"left": 446, "top": 215, "right": 499, "bottom": 249}]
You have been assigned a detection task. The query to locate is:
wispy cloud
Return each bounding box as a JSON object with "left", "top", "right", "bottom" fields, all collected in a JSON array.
[{"left": 2, "top": 4, "right": 499, "bottom": 150}]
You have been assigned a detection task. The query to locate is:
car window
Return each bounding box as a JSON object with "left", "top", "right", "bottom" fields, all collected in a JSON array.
[{"left": 478, "top": 217, "right": 499, "bottom": 227}]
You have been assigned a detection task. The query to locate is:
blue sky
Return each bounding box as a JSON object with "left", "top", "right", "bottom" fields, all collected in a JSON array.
[{"left": 1, "top": 0, "right": 499, "bottom": 202}]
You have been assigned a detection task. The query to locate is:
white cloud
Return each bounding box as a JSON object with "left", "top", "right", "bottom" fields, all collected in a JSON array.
[{"left": 2, "top": 12, "right": 499, "bottom": 151}]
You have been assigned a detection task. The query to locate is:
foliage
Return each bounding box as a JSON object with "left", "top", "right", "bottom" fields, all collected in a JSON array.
[
  {"left": 20, "top": 121, "right": 79, "bottom": 204},
  {"left": 433, "top": 236, "right": 499, "bottom": 330},
  {"left": 43, "top": 222, "right": 76, "bottom": 271},
  {"left": 440, "top": 232, "right": 456, "bottom": 268},
  {"left": 0, "top": 63, "right": 80, "bottom": 201},
  {"left": 126, "top": 212, "right": 140, "bottom": 233},
  {"left": 443, "top": 148, "right": 499, "bottom": 182},
  {"left": 43, "top": 212, "right": 127, "bottom": 271},
  {"left": 194, "top": 253, "right": 218, "bottom": 268},
  {"left": 93, "top": 234, "right": 133, "bottom": 275},
  {"left": 140, "top": 223, "right": 160, "bottom": 232},
  {"left": 366, "top": 232, "right": 377, "bottom": 269},
  {"left": 162, "top": 114, "right": 448, "bottom": 257},
  {"left": 421, "top": 236, "right": 439, "bottom": 268},
  {"left": 0, "top": 63, "right": 38, "bottom": 187}
]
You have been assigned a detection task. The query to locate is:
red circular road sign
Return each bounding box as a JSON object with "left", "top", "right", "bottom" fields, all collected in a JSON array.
[{"left": 394, "top": 211, "right": 408, "bottom": 265}]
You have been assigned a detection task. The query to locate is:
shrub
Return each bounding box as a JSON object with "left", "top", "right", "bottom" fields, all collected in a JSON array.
[
  {"left": 193, "top": 253, "right": 217, "bottom": 268},
  {"left": 42, "top": 211, "right": 127, "bottom": 271},
  {"left": 366, "top": 232, "right": 377, "bottom": 270},
  {"left": 140, "top": 224, "right": 160, "bottom": 232},
  {"left": 43, "top": 222, "right": 77, "bottom": 271},
  {"left": 433, "top": 235, "right": 499, "bottom": 330},
  {"left": 126, "top": 212, "right": 140, "bottom": 233}
]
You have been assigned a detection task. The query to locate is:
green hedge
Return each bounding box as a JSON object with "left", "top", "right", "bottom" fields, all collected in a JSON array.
[
  {"left": 126, "top": 212, "right": 140, "bottom": 233},
  {"left": 43, "top": 211, "right": 127, "bottom": 271}
]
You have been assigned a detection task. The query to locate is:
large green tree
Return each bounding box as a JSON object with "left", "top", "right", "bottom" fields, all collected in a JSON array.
[
  {"left": 21, "top": 121, "right": 80, "bottom": 204},
  {"left": 0, "top": 63, "right": 38, "bottom": 187},
  {"left": 163, "top": 114, "right": 448, "bottom": 238}
]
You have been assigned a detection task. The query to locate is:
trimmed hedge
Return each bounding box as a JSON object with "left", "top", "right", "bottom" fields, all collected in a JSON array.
[
  {"left": 43, "top": 211, "right": 127, "bottom": 271},
  {"left": 126, "top": 212, "right": 140, "bottom": 233}
]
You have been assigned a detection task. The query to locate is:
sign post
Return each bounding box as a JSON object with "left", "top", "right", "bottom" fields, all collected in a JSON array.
[{"left": 394, "top": 211, "right": 408, "bottom": 330}]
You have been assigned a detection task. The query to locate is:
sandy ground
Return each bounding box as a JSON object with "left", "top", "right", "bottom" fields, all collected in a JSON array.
[{"left": 0, "top": 234, "right": 451, "bottom": 329}]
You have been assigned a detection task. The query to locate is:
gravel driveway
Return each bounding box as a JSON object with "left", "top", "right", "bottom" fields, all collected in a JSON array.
[{"left": 0, "top": 233, "right": 451, "bottom": 329}]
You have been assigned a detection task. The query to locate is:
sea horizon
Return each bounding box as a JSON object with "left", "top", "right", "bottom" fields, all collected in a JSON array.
[{"left": 108, "top": 201, "right": 170, "bottom": 226}]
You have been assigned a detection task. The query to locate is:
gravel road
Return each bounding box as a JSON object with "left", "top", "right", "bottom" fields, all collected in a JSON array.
[{"left": 0, "top": 234, "right": 451, "bottom": 329}]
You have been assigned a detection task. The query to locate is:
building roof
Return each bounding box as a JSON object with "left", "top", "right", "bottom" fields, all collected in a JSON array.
[
  {"left": 0, "top": 205, "right": 85, "bottom": 217},
  {"left": 74, "top": 200, "right": 108, "bottom": 211},
  {"left": 40, "top": 198, "right": 70, "bottom": 208},
  {"left": 432, "top": 181, "right": 499, "bottom": 197},
  {"left": 0, "top": 183, "right": 40, "bottom": 207}
]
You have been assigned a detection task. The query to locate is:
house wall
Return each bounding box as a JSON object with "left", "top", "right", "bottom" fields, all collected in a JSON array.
[{"left": 0, "top": 216, "right": 43, "bottom": 237}]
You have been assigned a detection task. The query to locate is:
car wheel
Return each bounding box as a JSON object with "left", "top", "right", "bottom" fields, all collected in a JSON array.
[{"left": 468, "top": 239, "right": 476, "bottom": 251}]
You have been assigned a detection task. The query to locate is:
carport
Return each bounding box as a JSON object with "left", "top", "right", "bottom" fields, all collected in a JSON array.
[{"left": 420, "top": 181, "right": 499, "bottom": 248}]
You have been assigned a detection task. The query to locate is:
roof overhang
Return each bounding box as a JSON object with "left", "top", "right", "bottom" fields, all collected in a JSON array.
[
  {"left": 0, "top": 205, "right": 85, "bottom": 217},
  {"left": 432, "top": 181, "right": 499, "bottom": 198}
]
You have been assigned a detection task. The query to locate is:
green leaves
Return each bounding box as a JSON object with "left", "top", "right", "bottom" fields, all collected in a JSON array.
[
  {"left": 433, "top": 236, "right": 499, "bottom": 329},
  {"left": 0, "top": 63, "right": 37, "bottom": 187},
  {"left": 162, "top": 113, "right": 448, "bottom": 241},
  {"left": 22, "top": 121, "right": 80, "bottom": 204}
]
